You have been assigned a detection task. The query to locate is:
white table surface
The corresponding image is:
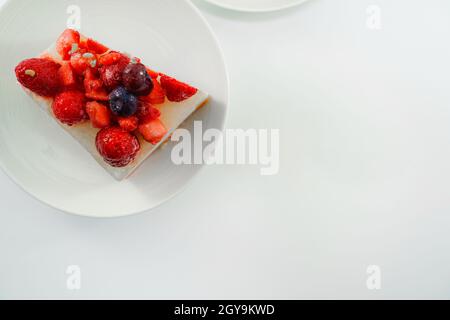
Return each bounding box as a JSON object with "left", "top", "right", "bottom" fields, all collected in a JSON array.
[{"left": 1, "top": 0, "right": 450, "bottom": 299}]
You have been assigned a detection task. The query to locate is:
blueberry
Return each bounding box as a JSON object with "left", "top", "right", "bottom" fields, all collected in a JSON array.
[
  {"left": 122, "top": 63, "right": 153, "bottom": 96},
  {"left": 109, "top": 86, "right": 138, "bottom": 117}
]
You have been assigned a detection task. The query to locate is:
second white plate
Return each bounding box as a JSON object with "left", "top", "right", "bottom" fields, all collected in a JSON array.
[{"left": 203, "top": 0, "right": 308, "bottom": 12}]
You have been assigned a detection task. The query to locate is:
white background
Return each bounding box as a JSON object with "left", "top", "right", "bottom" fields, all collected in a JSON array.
[{"left": 1, "top": 0, "right": 450, "bottom": 299}]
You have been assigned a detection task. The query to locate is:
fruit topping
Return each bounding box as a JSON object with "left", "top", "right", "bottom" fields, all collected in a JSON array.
[
  {"left": 86, "top": 101, "right": 111, "bottom": 128},
  {"left": 84, "top": 69, "right": 109, "bottom": 101},
  {"left": 99, "top": 53, "right": 130, "bottom": 90},
  {"left": 98, "top": 51, "right": 127, "bottom": 66},
  {"left": 122, "top": 63, "right": 153, "bottom": 96},
  {"left": 118, "top": 116, "right": 139, "bottom": 132},
  {"left": 86, "top": 38, "right": 109, "bottom": 54},
  {"left": 70, "top": 51, "right": 98, "bottom": 75},
  {"left": 56, "top": 29, "right": 81, "bottom": 60},
  {"left": 160, "top": 74, "right": 197, "bottom": 102},
  {"left": 141, "top": 77, "right": 165, "bottom": 105},
  {"left": 136, "top": 101, "right": 161, "bottom": 124},
  {"left": 109, "top": 86, "right": 138, "bottom": 117},
  {"left": 138, "top": 118, "right": 168, "bottom": 145},
  {"left": 52, "top": 90, "right": 86, "bottom": 126},
  {"left": 58, "top": 61, "right": 77, "bottom": 88},
  {"left": 146, "top": 68, "right": 159, "bottom": 79},
  {"left": 96, "top": 127, "right": 140, "bottom": 167},
  {"left": 15, "top": 58, "right": 61, "bottom": 97}
]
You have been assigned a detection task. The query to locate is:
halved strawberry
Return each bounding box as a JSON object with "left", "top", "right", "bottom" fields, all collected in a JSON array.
[
  {"left": 84, "top": 69, "right": 109, "bottom": 101},
  {"left": 56, "top": 29, "right": 80, "bottom": 60},
  {"left": 58, "top": 61, "right": 77, "bottom": 88},
  {"left": 141, "top": 78, "right": 165, "bottom": 105},
  {"left": 160, "top": 74, "right": 197, "bottom": 102},
  {"left": 118, "top": 116, "right": 139, "bottom": 132},
  {"left": 86, "top": 38, "right": 109, "bottom": 54},
  {"left": 138, "top": 118, "right": 168, "bottom": 145},
  {"left": 86, "top": 101, "right": 111, "bottom": 128}
]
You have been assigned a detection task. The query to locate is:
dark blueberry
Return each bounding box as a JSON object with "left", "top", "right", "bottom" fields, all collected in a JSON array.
[
  {"left": 109, "top": 86, "right": 138, "bottom": 117},
  {"left": 122, "top": 63, "right": 153, "bottom": 96}
]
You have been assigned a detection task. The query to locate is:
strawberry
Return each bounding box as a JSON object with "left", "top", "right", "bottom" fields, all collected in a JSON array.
[
  {"left": 58, "top": 61, "right": 77, "bottom": 88},
  {"left": 98, "top": 51, "right": 127, "bottom": 66},
  {"left": 86, "top": 101, "right": 111, "bottom": 128},
  {"left": 96, "top": 127, "right": 140, "bottom": 167},
  {"left": 160, "top": 75, "right": 197, "bottom": 102},
  {"left": 84, "top": 69, "right": 109, "bottom": 101},
  {"left": 86, "top": 38, "right": 109, "bottom": 54},
  {"left": 70, "top": 51, "right": 98, "bottom": 75},
  {"left": 138, "top": 118, "right": 168, "bottom": 145},
  {"left": 15, "top": 58, "right": 62, "bottom": 97},
  {"left": 136, "top": 101, "right": 161, "bottom": 123},
  {"left": 56, "top": 29, "right": 80, "bottom": 60},
  {"left": 118, "top": 116, "right": 139, "bottom": 132},
  {"left": 98, "top": 53, "right": 130, "bottom": 90},
  {"left": 79, "top": 37, "right": 88, "bottom": 50},
  {"left": 141, "top": 78, "right": 165, "bottom": 105},
  {"left": 52, "top": 90, "right": 86, "bottom": 125},
  {"left": 146, "top": 68, "right": 159, "bottom": 79}
]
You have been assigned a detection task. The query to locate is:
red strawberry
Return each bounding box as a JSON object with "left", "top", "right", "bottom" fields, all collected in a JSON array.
[
  {"left": 96, "top": 127, "right": 140, "bottom": 167},
  {"left": 136, "top": 101, "right": 161, "bottom": 123},
  {"left": 52, "top": 90, "right": 86, "bottom": 125},
  {"left": 138, "top": 118, "right": 168, "bottom": 145},
  {"left": 79, "top": 37, "right": 88, "bottom": 50},
  {"left": 56, "top": 29, "right": 80, "bottom": 60},
  {"left": 160, "top": 75, "right": 197, "bottom": 102},
  {"left": 141, "top": 78, "right": 165, "bottom": 105},
  {"left": 118, "top": 116, "right": 139, "bottom": 132},
  {"left": 84, "top": 69, "right": 109, "bottom": 101},
  {"left": 146, "top": 68, "right": 159, "bottom": 79},
  {"left": 70, "top": 51, "right": 98, "bottom": 75},
  {"left": 86, "top": 38, "right": 109, "bottom": 54},
  {"left": 58, "top": 61, "right": 77, "bottom": 88},
  {"left": 86, "top": 101, "right": 111, "bottom": 128},
  {"left": 98, "top": 51, "right": 127, "bottom": 66},
  {"left": 15, "top": 58, "right": 62, "bottom": 97},
  {"left": 98, "top": 54, "right": 130, "bottom": 90}
]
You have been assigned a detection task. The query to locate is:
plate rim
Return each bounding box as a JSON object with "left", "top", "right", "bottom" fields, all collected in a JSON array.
[
  {"left": 202, "top": 0, "right": 309, "bottom": 13},
  {"left": 0, "top": 0, "right": 230, "bottom": 218}
]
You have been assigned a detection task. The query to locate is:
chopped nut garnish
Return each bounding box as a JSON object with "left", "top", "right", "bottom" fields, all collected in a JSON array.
[
  {"left": 69, "top": 43, "right": 78, "bottom": 55},
  {"left": 24, "top": 69, "right": 36, "bottom": 77}
]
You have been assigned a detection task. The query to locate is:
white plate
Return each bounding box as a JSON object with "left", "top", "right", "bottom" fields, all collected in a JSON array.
[
  {"left": 0, "top": 0, "right": 229, "bottom": 218},
  {"left": 203, "top": 0, "right": 308, "bottom": 12}
]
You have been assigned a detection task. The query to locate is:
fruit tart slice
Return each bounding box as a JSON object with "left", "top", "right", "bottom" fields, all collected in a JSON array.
[{"left": 14, "top": 29, "right": 208, "bottom": 180}]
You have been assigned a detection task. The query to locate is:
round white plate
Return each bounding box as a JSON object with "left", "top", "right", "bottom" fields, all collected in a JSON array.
[
  {"left": 203, "top": 0, "right": 308, "bottom": 12},
  {"left": 0, "top": 0, "right": 228, "bottom": 218}
]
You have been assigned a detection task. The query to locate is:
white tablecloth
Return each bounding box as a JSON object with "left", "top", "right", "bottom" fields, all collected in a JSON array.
[{"left": 1, "top": 0, "right": 450, "bottom": 299}]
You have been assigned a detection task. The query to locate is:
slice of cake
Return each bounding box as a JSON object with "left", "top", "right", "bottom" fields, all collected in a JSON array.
[{"left": 14, "top": 29, "right": 208, "bottom": 180}]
